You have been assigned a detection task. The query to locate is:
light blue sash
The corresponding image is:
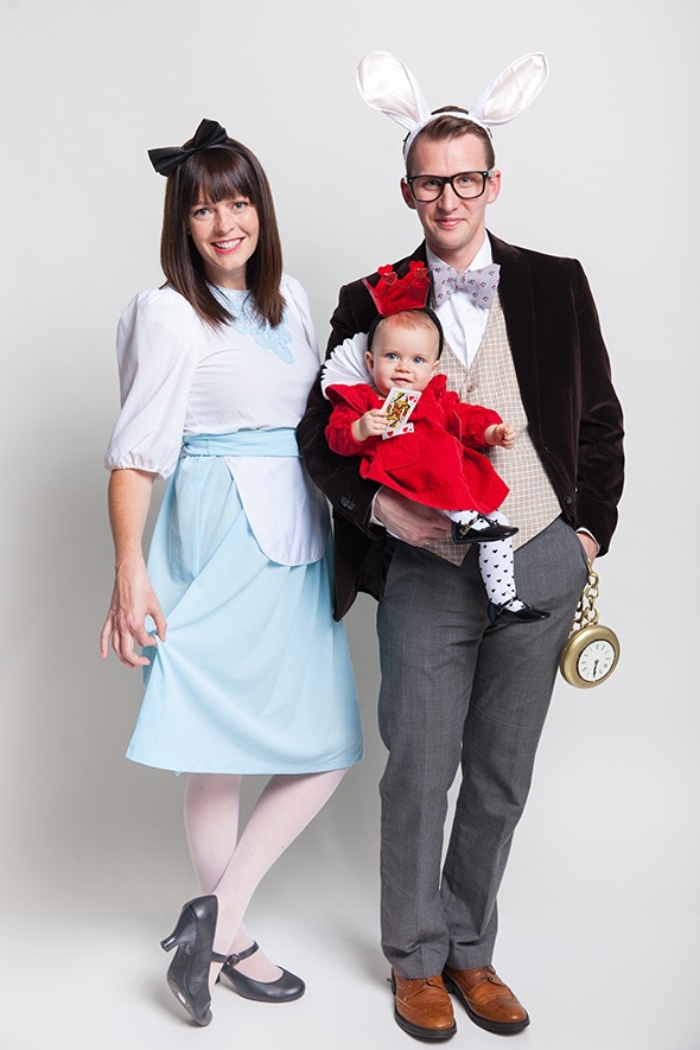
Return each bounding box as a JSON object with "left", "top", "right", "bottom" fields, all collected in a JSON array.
[{"left": 182, "top": 428, "right": 299, "bottom": 458}]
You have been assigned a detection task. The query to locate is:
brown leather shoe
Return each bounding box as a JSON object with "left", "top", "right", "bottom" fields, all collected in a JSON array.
[
  {"left": 442, "top": 965, "right": 529, "bottom": 1034},
  {"left": 391, "top": 970, "right": 457, "bottom": 1041}
]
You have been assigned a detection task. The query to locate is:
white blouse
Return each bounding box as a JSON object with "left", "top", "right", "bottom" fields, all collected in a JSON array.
[{"left": 105, "top": 275, "right": 329, "bottom": 566}]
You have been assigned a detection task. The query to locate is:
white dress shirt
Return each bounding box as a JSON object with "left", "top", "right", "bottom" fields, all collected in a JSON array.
[{"left": 427, "top": 236, "right": 494, "bottom": 368}]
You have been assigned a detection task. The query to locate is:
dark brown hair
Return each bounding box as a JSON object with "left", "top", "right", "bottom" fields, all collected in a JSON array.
[
  {"left": 160, "top": 139, "right": 284, "bottom": 328},
  {"left": 405, "top": 106, "right": 496, "bottom": 175}
]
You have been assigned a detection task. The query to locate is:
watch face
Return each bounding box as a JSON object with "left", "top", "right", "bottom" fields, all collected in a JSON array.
[{"left": 577, "top": 638, "right": 617, "bottom": 683}]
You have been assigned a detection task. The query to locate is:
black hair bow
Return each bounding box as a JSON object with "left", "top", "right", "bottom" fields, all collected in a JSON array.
[{"left": 148, "top": 118, "right": 229, "bottom": 176}]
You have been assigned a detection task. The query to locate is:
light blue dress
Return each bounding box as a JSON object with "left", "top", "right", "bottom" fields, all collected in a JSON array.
[{"left": 105, "top": 279, "right": 363, "bottom": 774}]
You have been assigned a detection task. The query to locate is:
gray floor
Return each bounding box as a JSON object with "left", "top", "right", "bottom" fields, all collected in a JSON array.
[{"left": 5, "top": 901, "right": 697, "bottom": 1050}]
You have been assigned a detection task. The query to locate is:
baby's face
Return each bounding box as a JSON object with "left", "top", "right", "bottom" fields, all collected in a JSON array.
[{"left": 366, "top": 323, "right": 439, "bottom": 396}]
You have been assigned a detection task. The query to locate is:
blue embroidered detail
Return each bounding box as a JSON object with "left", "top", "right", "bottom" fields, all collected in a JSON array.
[{"left": 213, "top": 288, "right": 293, "bottom": 363}]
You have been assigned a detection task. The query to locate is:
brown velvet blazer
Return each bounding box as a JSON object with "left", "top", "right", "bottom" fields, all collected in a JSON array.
[{"left": 297, "top": 234, "right": 625, "bottom": 620}]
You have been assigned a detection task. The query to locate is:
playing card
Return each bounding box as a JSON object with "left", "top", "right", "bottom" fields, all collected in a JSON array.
[{"left": 383, "top": 386, "right": 421, "bottom": 439}]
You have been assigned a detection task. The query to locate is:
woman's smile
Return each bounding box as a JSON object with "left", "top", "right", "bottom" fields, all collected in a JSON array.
[{"left": 188, "top": 197, "right": 260, "bottom": 288}]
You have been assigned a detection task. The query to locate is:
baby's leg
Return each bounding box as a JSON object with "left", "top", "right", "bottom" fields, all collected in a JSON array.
[
  {"left": 445, "top": 508, "right": 479, "bottom": 527},
  {"left": 477, "top": 533, "right": 550, "bottom": 624},
  {"left": 478, "top": 534, "right": 517, "bottom": 606},
  {"left": 446, "top": 507, "right": 517, "bottom": 544}
]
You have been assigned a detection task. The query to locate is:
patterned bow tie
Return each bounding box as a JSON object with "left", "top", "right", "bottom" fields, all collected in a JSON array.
[{"left": 432, "top": 263, "right": 501, "bottom": 309}]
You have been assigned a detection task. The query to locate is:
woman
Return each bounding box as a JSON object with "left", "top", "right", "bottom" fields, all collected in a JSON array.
[{"left": 100, "top": 118, "right": 363, "bottom": 1027}]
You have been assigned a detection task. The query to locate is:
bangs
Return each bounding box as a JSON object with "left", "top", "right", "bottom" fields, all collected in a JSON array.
[{"left": 185, "top": 147, "right": 256, "bottom": 206}]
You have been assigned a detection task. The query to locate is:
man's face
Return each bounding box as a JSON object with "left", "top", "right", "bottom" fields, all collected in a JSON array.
[{"left": 401, "top": 132, "right": 501, "bottom": 271}]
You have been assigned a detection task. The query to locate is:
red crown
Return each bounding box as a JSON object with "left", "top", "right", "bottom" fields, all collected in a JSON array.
[{"left": 362, "top": 260, "right": 431, "bottom": 316}]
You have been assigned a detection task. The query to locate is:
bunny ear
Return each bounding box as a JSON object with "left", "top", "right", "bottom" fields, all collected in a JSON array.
[
  {"left": 469, "top": 52, "right": 549, "bottom": 126},
  {"left": 356, "top": 50, "right": 432, "bottom": 134}
]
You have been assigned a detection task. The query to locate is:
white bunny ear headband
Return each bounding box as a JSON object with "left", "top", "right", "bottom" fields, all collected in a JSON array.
[{"left": 356, "top": 50, "right": 549, "bottom": 160}]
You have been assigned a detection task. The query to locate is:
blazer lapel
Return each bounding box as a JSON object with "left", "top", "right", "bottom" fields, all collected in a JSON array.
[
  {"left": 490, "top": 232, "right": 542, "bottom": 429},
  {"left": 393, "top": 244, "right": 429, "bottom": 279}
]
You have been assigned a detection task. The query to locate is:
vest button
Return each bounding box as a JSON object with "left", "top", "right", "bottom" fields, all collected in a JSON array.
[{"left": 467, "top": 383, "right": 476, "bottom": 393}]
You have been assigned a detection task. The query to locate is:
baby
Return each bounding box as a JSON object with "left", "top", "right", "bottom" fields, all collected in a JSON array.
[{"left": 324, "top": 307, "right": 549, "bottom": 623}]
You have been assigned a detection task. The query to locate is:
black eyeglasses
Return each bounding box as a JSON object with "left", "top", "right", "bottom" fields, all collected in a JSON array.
[{"left": 405, "top": 170, "right": 494, "bottom": 203}]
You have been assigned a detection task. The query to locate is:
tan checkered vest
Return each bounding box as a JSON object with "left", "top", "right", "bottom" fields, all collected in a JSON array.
[{"left": 427, "top": 293, "right": 561, "bottom": 566}]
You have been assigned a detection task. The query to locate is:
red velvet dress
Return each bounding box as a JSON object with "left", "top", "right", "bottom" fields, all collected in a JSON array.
[{"left": 325, "top": 375, "right": 508, "bottom": 514}]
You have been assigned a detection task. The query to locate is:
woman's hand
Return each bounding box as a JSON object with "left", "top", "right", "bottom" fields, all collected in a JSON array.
[
  {"left": 100, "top": 559, "right": 167, "bottom": 667},
  {"left": 100, "top": 467, "right": 165, "bottom": 668}
]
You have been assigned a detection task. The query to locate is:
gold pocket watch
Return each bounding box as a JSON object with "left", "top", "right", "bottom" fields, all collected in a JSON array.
[{"left": 559, "top": 561, "right": 620, "bottom": 688}]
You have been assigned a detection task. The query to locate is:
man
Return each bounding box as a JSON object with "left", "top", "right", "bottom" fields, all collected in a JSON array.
[{"left": 297, "top": 72, "right": 624, "bottom": 1041}]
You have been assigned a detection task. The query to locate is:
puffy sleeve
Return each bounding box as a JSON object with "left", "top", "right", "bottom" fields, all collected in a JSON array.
[
  {"left": 325, "top": 383, "right": 377, "bottom": 457},
  {"left": 438, "top": 384, "right": 503, "bottom": 448},
  {"left": 104, "top": 287, "right": 199, "bottom": 478}
]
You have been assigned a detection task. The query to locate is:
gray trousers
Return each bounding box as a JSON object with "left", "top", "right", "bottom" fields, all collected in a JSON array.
[{"left": 376, "top": 516, "right": 589, "bottom": 978}]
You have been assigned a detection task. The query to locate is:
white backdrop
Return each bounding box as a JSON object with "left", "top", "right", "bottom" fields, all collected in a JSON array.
[{"left": 1, "top": 0, "right": 697, "bottom": 1029}]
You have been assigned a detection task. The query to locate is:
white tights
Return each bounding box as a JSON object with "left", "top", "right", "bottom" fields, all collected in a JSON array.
[
  {"left": 183, "top": 768, "right": 347, "bottom": 988},
  {"left": 446, "top": 508, "right": 519, "bottom": 607}
]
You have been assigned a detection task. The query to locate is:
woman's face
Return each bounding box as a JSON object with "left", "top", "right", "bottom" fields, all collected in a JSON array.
[{"left": 187, "top": 194, "right": 260, "bottom": 289}]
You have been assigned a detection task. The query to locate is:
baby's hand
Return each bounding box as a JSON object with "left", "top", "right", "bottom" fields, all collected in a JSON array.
[
  {"left": 352, "top": 408, "right": 388, "bottom": 442},
  {"left": 486, "top": 422, "right": 516, "bottom": 449}
]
